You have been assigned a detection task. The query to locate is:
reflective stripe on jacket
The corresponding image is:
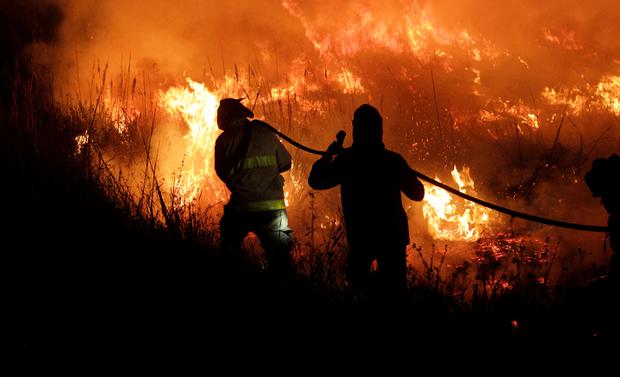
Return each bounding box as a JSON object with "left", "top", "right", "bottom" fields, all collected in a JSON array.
[{"left": 215, "top": 119, "right": 292, "bottom": 212}]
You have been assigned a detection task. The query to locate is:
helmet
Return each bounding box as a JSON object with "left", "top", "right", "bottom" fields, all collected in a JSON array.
[
  {"left": 585, "top": 154, "right": 620, "bottom": 197},
  {"left": 217, "top": 98, "right": 254, "bottom": 130}
]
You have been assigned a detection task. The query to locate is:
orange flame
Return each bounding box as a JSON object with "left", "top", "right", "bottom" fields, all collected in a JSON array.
[
  {"left": 160, "top": 78, "right": 225, "bottom": 206},
  {"left": 422, "top": 166, "right": 492, "bottom": 241}
]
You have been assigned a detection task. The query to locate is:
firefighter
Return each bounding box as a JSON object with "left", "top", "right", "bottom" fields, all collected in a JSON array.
[
  {"left": 215, "top": 98, "right": 293, "bottom": 280},
  {"left": 585, "top": 153, "right": 620, "bottom": 283},
  {"left": 308, "top": 104, "right": 425, "bottom": 300}
]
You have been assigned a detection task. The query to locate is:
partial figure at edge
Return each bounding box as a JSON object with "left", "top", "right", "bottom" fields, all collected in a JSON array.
[{"left": 585, "top": 153, "right": 620, "bottom": 284}]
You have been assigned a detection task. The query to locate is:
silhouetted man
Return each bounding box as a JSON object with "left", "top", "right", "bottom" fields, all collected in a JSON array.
[
  {"left": 215, "top": 98, "right": 293, "bottom": 280},
  {"left": 585, "top": 154, "right": 620, "bottom": 283},
  {"left": 308, "top": 104, "right": 425, "bottom": 300}
]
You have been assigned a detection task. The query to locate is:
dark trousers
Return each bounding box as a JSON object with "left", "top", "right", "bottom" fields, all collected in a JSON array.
[
  {"left": 346, "top": 242, "right": 408, "bottom": 301},
  {"left": 220, "top": 204, "right": 293, "bottom": 278}
]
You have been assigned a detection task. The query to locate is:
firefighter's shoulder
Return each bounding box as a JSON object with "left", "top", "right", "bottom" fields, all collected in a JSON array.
[{"left": 383, "top": 149, "right": 408, "bottom": 165}]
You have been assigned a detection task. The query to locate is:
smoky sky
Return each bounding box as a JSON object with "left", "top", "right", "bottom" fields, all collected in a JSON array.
[
  {"left": 0, "top": 0, "right": 63, "bottom": 54},
  {"left": 23, "top": 0, "right": 617, "bottom": 100},
  {"left": 0, "top": 0, "right": 63, "bottom": 105}
]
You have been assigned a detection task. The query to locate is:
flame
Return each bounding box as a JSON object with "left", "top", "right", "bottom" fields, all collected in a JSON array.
[
  {"left": 596, "top": 75, "right": 620, "bottom": 115},
  {"left": 159, "top": 76, "right": 309, "bottom": 208},
  {"left": 541, "top": 75, "right": 620, "bottom": 116},
  {"left": 543, "top": 27, "right": 583, "bottom": 51},
  {"left": 75, "top": 131, "right": 89, "bottom": 155},
  {"left": 283, "top": 0, "right": 500, "bottom": 65},
  {"left": 480, "top": 98, "right": 540, "bottom": 131},
  {"left": 336, "top": 68, "right": 366, "bottom": 94},
  {"left": 160, "top": 78, "right": 224, "bottom": 206},
  {"left": 422, "top": 166, "right": 492, "bottom": 241},
  {"left": 102, "top": 88, "right": 140, "bottom": 140},
  {"left": 541, "top": 86, "right": 589, "bottom": 115}
]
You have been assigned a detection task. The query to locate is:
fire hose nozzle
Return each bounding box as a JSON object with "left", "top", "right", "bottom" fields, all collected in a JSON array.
[
  {"left": 336, "top": 130, "right": 346, "bottom": 145},
  {"left": 326, "top": 130, "right": 346, "bottom": 155}
]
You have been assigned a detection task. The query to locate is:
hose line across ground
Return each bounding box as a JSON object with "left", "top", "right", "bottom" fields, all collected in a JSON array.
[{"left": 257, "top": 122, "right": 609, "bottom": 233}]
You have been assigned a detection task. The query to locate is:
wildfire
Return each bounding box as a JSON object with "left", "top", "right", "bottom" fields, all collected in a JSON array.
[
  {"left": 102, "top": 88, "right": 140, "bottom": 140},
  {"left": 543, "top": 27, "right": 584, "bottom": 51},
  {"left": 336, "top": 68, "right": 366, "bottom": 94},
  {"left": 541, "top": 74, "right": 620, "bottom": 116},
  {"left": 283, "top": 0, "right": 501, "bottom": 70},
  {"left": 596, "top": 75, "right": 620, "bottom": 115},
  {"left": 482, "top": 98, "right": 540, "bottom": 131},
  {"left": 74, "top": 131, "right": 89, "bottom": 155},
  {"left": 159, "top": 77, "right": 307, "bottom": 208},
  {"left": 160, "top": 78, "right": 225, "bottom": 206},
  {"left": 422, "top": 166, "right": 492, "bottom": 241}
]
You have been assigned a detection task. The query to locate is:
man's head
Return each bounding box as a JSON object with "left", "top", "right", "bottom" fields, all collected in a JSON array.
[
  {"left": 352, "top": 104, "right": 383, "bottom": 146},
  {"left": 217, "top": 98, "right": 254, "bottom": 130},
  {"left": 585, "top": 154, "right": 620, "bottom": 214}
]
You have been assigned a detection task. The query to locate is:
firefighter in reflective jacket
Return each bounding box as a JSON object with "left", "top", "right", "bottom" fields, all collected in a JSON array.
[
  {"left": 308, "top": 104, "right": 425, "bottom": 298},
  {"left": 215, "top": 98, "right": 293, "bottom": 278}
]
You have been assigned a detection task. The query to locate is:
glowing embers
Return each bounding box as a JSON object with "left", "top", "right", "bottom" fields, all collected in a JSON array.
[
  {"left": 480, "top": 98, "right": 540, "bottom": 132},
  {"left": 160, "top": 78, "right": 224, "bottom": 206},
  {"left": 422, "top": 166, "right": 492, "bottom": 241}
]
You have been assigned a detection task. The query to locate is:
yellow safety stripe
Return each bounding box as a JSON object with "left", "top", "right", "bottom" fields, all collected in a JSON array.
[
  {"left": 242, "top": 155, "right": 277, "bottom": 170},
  {"left": 244, "top": 199, "right": 286, "bottom": 212}
]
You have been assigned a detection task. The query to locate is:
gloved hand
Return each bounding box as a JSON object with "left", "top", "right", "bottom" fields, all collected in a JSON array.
[
  {"left": 325, "top": 130, "right": 346, "bottom": 155},
  {"left": 326, "top": 141, "right": 343, "bottom": 155}
]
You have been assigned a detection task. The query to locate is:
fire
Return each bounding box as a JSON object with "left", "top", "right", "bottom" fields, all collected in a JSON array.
[
  {"left": 541, "top": 75, "right": 620, "bottom": 116},
  {"left": 283, "top": 0, "right": 500, "bottom": 65},
  {"left": 336, "top": 68, "right": 366, "bottom": 94},
  {"left": 422, "top": 166, "right": 492, "bottom": 241},
  {"left": 541, "top": 86, "right": 589, "bottom": 115},
  {"left": 159, "top": 77, "right": 308, "bottom": 208},
  {"left": 480, "top": 98, "right": 540, "bottom": 131},
  {"left": 160, "top": 78, "right": 225, "bottom": 206},
  {"left": 74, "top": 131, "right": 89, "bottom": 155},
  {"left": 596, "top": 75, "right": 620, "bottom": 115},
  {"left": 102, "top": 88, "right": 140, "bottom": 140},
  {"left": 543, "top": 27, "right": 584, "bottom": 51}
]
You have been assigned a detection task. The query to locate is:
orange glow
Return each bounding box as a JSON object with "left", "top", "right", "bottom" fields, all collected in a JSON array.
[
  {"left": 596, "top": 75, "right": 620, "bottom": 115},
  {"left": 543, "top": 27, "right": 583, "bottom": 51},
  {"left": 481, "top": 99, "right": 540, "bottom": 131},
  {"left": 50, "top": 0, "right": 620, "bottom": 253},
  {"left": 541, "top": 75, "right": 620, "bottom": 116},
  {"left": 423, "top": 166, "right": 492, "bottom": 241},
  {"left": 160, "top": 78, "right": 224, "bottom": 206},
  {"left": 75, "top": 131, "right": 89, "bottom": 155},
  {"left": 159, "top": 77, "right": 308, "bottom": 208},
  {"left": 336, "top": 68, "right": 366, "bottom": 94},
  {"left": 102, "top": 88, "right": 140, "bottom": 140}
]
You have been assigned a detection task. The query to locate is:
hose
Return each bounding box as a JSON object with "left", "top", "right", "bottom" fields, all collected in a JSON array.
[{"left": 255, "top": 122, "right": 609, "bottom": 233}]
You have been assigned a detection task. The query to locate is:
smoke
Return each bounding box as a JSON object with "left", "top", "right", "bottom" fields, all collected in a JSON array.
[
  {"left": 45, "top": 0, "right": 308, "bottom": 88},
  {"left": 0, "top": 0, "right": 63, "bottom": 105}
]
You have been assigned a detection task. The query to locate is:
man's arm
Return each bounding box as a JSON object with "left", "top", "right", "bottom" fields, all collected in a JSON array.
[
  {"left": 308, "top": 153, "right": 341, "bottom": 190},
  {"left": 400, "top": 157, "right": 425, "bottom": 201},
  {"left": 275, "top": 136, "right": 292, "bottom": 173}
]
